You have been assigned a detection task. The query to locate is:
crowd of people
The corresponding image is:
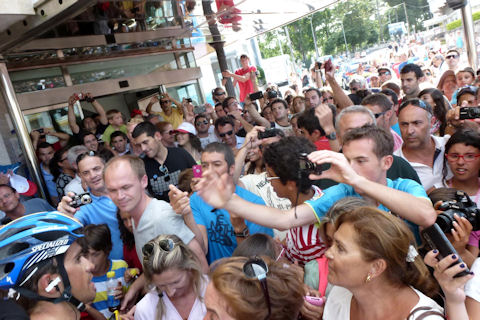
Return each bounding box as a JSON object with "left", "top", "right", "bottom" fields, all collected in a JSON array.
[{"left": 1, "top": 40, "right": 480, "bottom": 320}]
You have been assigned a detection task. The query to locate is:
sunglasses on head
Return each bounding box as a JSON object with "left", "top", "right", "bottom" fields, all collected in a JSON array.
[
  {"left": 215, "top": 91, "right": 226, "bottom": 96},
  {"left": 142, "top": 238, "right": 175, "bottom": 258},
  {"left": 243, "top": 257, "right": 271, "bottom": 319},
  {"left": 219, "top": 130, "right": 234, "bottom": 138}
]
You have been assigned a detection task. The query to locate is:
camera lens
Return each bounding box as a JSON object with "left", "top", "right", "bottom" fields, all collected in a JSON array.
[{"left": 436, "top": 213, "right": 454, "bottom": 233}]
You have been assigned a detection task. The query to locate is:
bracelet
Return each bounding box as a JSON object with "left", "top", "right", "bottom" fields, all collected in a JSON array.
[{"left": 234, "top": 227, "right": 250, "bottom": 238}]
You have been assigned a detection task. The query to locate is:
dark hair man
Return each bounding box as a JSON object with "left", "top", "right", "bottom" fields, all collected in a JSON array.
[
  {"left": 132, "top": 121, "right": 196, "bottom": 202},
  {"left": 38, "top": 141, "right": 58, "bottom": 204},
  {"left": 110, "top": 130, "right": 130, "bottom": 155},
  {"left": 195, "top": 114, "right": 220, "bottom": 148},
  {"left": 400, "top": 63, "right": 423, "bottom": 99},
  {"left": 222, "top": 54, "right": 257, "bottom": 102},
  {"left": 214, "top": 116, "right": 245, "bottom": 151}
]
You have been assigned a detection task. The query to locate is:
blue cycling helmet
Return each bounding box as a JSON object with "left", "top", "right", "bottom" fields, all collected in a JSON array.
[{"left": 0, "top": 211, "right": 83, "bottom": 294}]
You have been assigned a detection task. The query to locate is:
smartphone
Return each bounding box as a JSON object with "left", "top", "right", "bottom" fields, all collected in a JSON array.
[
  {"left": 304, "top": 296, "right": 325, "bottom": 306},
  {"left": 421, "top": 223, "right": 470, "bottom": 278},
  {"left": 315, "top": 61, "right": 323, "bottom": 70},
  {"left": 193, "top": 165, "right": 202, "bottom": 178},
  {"left": 249, "top": 91, "right": 263, "bottom": 101},
  {"left": 193, "top": 105, "right": 206, "bottom": 115},
  {"left": 36, "top": 128, "right": 44, "bottom": 134},
  {"left": 324, "top": 59, "right": 333, "bottom": 73},
  {"left": 186, "top": 98, "right": 193, "bottom": 103}
]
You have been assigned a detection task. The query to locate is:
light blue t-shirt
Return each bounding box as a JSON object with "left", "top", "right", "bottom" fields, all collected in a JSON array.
[
  {"left": 391, "top": 122, "right": 401, "bottom": 136},
  {"left": 74, "top": 192, "right": 123, "bottom": 260},
  {"left": 191, "top": 186, "right": 274, "bottom": 264},
  {"left": 41, "top": 163, "right": 58, "bottom": 198},
  {"left": 305, "top": 178, "right": 429, "bottom": 244}
]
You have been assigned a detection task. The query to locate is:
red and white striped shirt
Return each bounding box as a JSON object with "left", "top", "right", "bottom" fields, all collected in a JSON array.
[{"left": 284, "top": 186, "right": 327, "bottom": 265}]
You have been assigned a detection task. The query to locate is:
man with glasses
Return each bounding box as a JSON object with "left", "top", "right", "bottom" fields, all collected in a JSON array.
[
  {"left": 394, "top": 98, "right": 451, "bottom": 191},
  {"left": 132, "top": 121, "right": 196, "bottom": 202},
  {"left": 400, "top": 63, "right": 423, "bottom": 100},
  {"left": 361, "top": 93, "right": 403, "bottom": 151},
  {"left": 378, "top": 67, "right": 393, "bottom": 85},
  {"left": 146, "top": 92, "right": 184, "bottom": 129},
  {"left": 156, "top": 121, "right": 176, "bottom": 148},
  {"left": 0, "top": 184, "right": 53, "bottom": 225},
  {"left": 445, "top": 49, "right": 461, "bottom": 73},
  {"left": 195, "top": 114, "right": 219, "bottom": 148},
  {"left": 214, "top": 116, "right": 245, "bottom": 152}
]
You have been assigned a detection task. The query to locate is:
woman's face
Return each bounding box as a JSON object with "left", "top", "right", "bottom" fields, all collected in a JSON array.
[
  {"left": 290, "top": 117, "right": 301, "bottom": 137},
  {"left": 176, "top": 132, "right": 190, "bottom": 146},
  {"left": 446, "top": 143, "right": 480, "bottom": 183},
  {"left": 152, "top": 268, "right": 192, "bottom": 299},
  {"left": 442, "top": 75, "right": 458, "bottom": 97},
  {"left": 293, "top": 98, "right": 305, "bottom": 114},
  {"left": 119, "top": 211, "right": 133, "bottom": 233},
  {"left": 420, "top": 93, "right": 436, "bottom": 108},
  {"left": 204, "top": 282, "right": 236, "bottom": 320},
  {"left": 324, "top": 222, "right": 373, "bottom": 288},
  {"left": 246, "top": 144, "right": 261, "bottom": 162}
]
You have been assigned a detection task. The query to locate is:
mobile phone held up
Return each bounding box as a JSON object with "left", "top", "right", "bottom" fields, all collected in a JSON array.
[
  {"left": 249, "top": 91, "right": 263, "bottom": 101},
  {"left": 193, "top": 165, "right": 202, "bottom": 178},
  {"left": 304, "top": 296, "right": 325, "bottom": 306}
]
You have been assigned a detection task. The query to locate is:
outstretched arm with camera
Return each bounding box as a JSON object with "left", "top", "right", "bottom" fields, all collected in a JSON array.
[
  {"left": 244, "top": 96, "right": 271, "bottom": 128},
  {"left": 324, "top": 60, "right": 354, "bottom": 111},
  {"left": 233, "top": 127, "right": 264, "bottom": 184}
]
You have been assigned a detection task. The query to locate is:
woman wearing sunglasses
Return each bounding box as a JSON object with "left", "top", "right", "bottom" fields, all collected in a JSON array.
[
  {"left": 204, "top": 256, "right": 305, "bottom": 320},
  {"left": 134, "top": 235, "right": 207, "bottom": 320},
  {"left": 323, "top": 206, "right": 443, "bottom": 319}
]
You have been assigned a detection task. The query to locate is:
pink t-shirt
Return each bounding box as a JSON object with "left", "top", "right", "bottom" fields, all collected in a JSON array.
[{"left": 235, "top": 66, "right": 256, "bottom": 102}]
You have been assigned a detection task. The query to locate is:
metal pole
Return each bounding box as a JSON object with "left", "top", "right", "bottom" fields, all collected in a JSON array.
[
  {"left": 461, "top": 1, "right": 478, "bottom": 70},
  {"left": 341, "top": 20, "right": 349, "bottom": 58},
  {"left": 310, "top": 15, "right": 319, "bottom": 60},
  {"left": 376, "top": 0, "right": 383, "bottom": 43},
  {"left": 284, "top": 26, "right": 296, "bottom": 64},
  {"left": 403, "top": 2, "right": 410, "bottom": 36},
  {"left": 0, "top": 60, "right": 48, "bottom": 200}
]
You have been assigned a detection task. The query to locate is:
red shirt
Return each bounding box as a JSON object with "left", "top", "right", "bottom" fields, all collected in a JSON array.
[
  {"left": 235, "top": 66, "right": 256, "bottom": 102},
  {"left": 314, "top": 137, "right": 331, "bottom": 151}
]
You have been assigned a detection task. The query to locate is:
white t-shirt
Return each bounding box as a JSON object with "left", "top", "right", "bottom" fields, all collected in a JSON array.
[
  {"left": 199, "top": 127, "right": 220, "bottom": 149},
  {"left": 133, "top": 198, "right": 195, "bottom": 262},
  {"left": 465, "top": 258, "right": 480, "bottom": 302},
  {"left": 64, "top": 174, "right": 85, "bottom": 195},
  {"left": 134, "top": 276, "right": 207, "bottom": 320},
  {"left": 323, "top": 286, "right": 444, "bottom": 320}
]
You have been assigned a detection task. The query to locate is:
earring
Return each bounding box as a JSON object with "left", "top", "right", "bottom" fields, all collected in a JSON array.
[{"left": 365, "top": 274, "right": 372, "bottom": 283}]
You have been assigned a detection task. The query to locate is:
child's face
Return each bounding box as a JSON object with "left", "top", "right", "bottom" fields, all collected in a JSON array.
[
  {"left": 85, "top": 248, "right": 109, "bottom": 276},
  {"left": 110, "top": 112, "right": 124, "bottom": 127},
  {"left": 457, "top": 72, "right": 474, "bottom": 87}
]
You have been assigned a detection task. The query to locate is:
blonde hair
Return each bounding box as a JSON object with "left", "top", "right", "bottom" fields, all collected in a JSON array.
[
  {"left": 104, "top": 155, "right": 146, "bottom": 181},
  {"left": 142, "top": 235, "right": 204, "bottom": 320},
  {"left": 210, "top": 256, "right": 305, "bottom": 320}
]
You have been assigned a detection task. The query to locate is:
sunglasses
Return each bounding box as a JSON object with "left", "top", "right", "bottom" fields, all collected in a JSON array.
[
  {"left": 215, "top": 92, "right": 226, "bottom": 96},
  {"left": 446, "top": 55, "right": 459, "bottom": 59},
  {"left": 219, "top": 130, "right": 234, "bottom": 138},
  {"left": 76, "top": 150, "right": 98, "bottom": 165},
  {"left": 142, "top": 238, "right": 175, "bottom": 258},
  {"left": 243, "top": 257, "right": 271, "bottom": 319},
  {"left": 196, "top": 120, "right": 208, "bottom": 126},
  {"left": 379, "top": 71, "right": 391, "bottom": 76},
  {"left": 322, "top": 97, "right": 334, "bottom": 103},
  {"left": 374, "top": 110, "right": 388, "bottom": 118}
]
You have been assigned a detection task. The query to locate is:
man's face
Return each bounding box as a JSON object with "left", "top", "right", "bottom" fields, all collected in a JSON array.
[
  {"left": 64, "top": 242, "right": 96, "bottom": 303},
  {"left": 240, "top": 56, "right": 250, "bottom": 69},
  {"left": 160, "top": 124, "right": 175, "bottom": 146},
  {"left": 134, "top": 132, "right": 161, "bottom": 158},
  {"left": 78, "top": 156, "right": 105, "bottom": 193},
  {"left": 83, "top": 134, "right": 99, "bottom": 152},
  {"left": 458, "top": 93, "right": 478, "bottom": 107},
  {"left": 337, "top": 112, "right": 374, "bottom": 144},
  {"left": 400, "top": 71, "right": 420, "bottom": 96},
  {"left": 378, "top": 69, "right": 392, "bottom": 83},
  {"left": 271, "top": 102, "right": 288, "bottom": 122},
  {"left": 225, "top": 98, "right": 240, "bottom": 113},
  {"left": 364, "top": 104, "right": 390, "bottom": 131},
  {"left": 446, "top": 51, "right": 460, "bottom": 69},
  {"left": 83, "top": 117, "right": 97, "bottom": 132},
  {"left": 305, "top": 90, "right": 321, "bottom": 109},
  {"left": 195, "top": 117, "right": 209, "bottom": 134},
  {"left": 298, "top": 127, "right": 316, "bottom": 144},
  {"left": 215, "top": 105, "right": 227, "bottom": 118},
  {"left": 398, "top": 105, "right": 431, "bottom": 150},
  {"left": 0, "top": 186, "right": 20, "bottom": 213},
  {"left": 201, "top": 151, "right": 232, "bottom": 177},
  {"left": 111, "top": 135, "right": 127, "bottom": 153},
  {"left": 343, "top": 138, "right": 386, "bottom": 184},
  {"left": 160, "top": 98, "right": 172, "bottom": 113},
  {"left": 38, "top": 146, "right": 54, "bottom": 165},
  {"left": 217, "top": 124, "right": 236, "bottom": 148}
]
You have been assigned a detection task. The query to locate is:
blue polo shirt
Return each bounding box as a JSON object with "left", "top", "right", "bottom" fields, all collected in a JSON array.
[
  {"left": 306, "top": 178, "right": 428, "bottom": 244},
  {"left": 191, "top": 186, "right": 274, "bottom": 264},
  {"left": 41, "top": 163, "right": 58, "bottom": 198},
  {"left": 74, "top": 192, "right": 123, "bottom": 260}
]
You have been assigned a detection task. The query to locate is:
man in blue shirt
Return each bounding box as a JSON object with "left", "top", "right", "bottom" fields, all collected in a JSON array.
[
  {"left": 190, "top": 142, "right": 273, "bottom": 264},
  {"left": 194, "top": 126, "right": 437, "bottom": 234},
  {"left": 57, "top": 151, "right": 123, "bottom": 260}
]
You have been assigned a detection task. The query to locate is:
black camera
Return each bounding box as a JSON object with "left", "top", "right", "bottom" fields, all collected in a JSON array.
[
  {"left": 258, "top": 129, "right": 279, "bottom": 140},
  {"left": 298, "top": 153, "right": 322, "bottom": 175},
  {"left": 459, "top": 107, "right": 480, "bottom": 119},
  {"left": 436, "top": 190, "right": 480, "bottom": 233},
  {"left": 267, "top": 90, "right": 278, "bottom": 99},
  {"left": 70, "top": 193, "right": 92, "bottom": 208}
]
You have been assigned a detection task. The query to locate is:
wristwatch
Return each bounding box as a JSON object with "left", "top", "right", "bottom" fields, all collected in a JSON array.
[
  {"left": 326, "top": 131, "right": 337, "bottom": 140},
  {"left": 234, "top": 227, "right": 250, "bottom": 238}
]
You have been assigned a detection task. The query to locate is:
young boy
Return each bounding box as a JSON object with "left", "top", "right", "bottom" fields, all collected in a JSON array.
[
  {"left": 102, "top": 109, "right": 127, "bottom": 144},
  {"left": 81, "top": 224, "right": 128, "bottom": 319}
]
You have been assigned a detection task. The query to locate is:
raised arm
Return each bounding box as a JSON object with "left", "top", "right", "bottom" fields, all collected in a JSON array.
[
  {"left": 222, "top": 69, "right": 250, "bottom": 83},
  {"left": 67, "top": 94, "right": 80, "bottom": 134},
  {"left": 245, "top": 97, "right": 271, "bottom": 128},
  {"left": 145, "top": 95, "right": 159, "bottom": 115},
  {"left": 87, "top": 93, "right": 108, "bottom": 126},
  {"left": 324, "top": 63, "right": 353, "bottom": 111},
  {"left": 233, "top": 127, "right": 263, "bottom": 183}
]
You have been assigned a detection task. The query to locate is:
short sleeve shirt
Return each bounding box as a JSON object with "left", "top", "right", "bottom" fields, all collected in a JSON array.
[
  {"left": 235, "top": 66, "right": 257, "bottom": 102},
  {"left": 143, "top": 147, "right": 196, "bottom": 202},
  {"left": 191, "top": 186, "right": 274, "bottom": 264}
]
